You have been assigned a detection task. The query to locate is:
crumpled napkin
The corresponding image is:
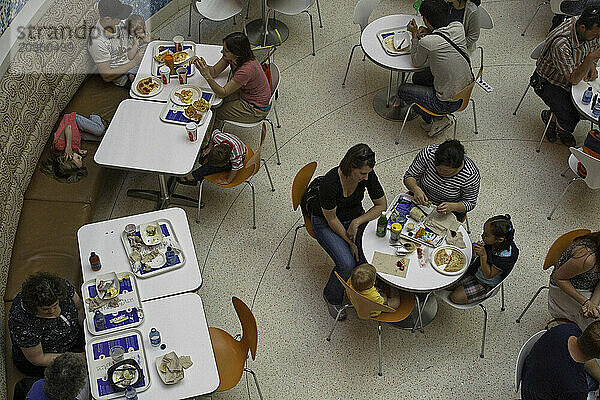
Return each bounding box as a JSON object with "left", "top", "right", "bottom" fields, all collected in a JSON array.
[
  {"left": 424, "top": 210, "right": 466, "bottom": 249},
  {"left": 160, "top": 352, "right": 192, "bottom": 384}
]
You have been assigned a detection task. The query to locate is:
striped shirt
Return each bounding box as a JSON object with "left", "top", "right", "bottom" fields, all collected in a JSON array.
[
  {"left": 535, "top": 17, "right": 598, "bottom": 90},
  {"left": 211, "top": 129, "right": 246, "bottom": 171},
  {"left": 403, "top": 144, "right": 480, "bottom": 212}
]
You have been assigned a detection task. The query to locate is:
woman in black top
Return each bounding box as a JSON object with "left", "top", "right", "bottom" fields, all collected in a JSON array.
[{"left": 302, "top": 144, "right": 387, "bottom": 319}]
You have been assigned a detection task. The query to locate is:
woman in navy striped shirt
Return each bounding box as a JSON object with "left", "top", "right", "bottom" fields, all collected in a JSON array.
[{"left": 403, "top": 140, "right": 480, "bottom": 221}]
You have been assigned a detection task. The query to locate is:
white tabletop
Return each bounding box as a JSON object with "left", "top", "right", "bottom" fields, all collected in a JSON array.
[
  {"left": 94, "top": 99, "right": 210, "bottom": 176},
  {"left": 571, "top": 65, "right": 600, "bottom": 122},
  {"left": 362, "top": 214, "right": 472, "bottom": 293},
  {"left": 361, "top": 14, "right": 425, "bottom": 72},
  {"left": 84, "top": 293, "right": 219, "bottom": 399},
  {"left": 78, "top": 208, "right": 202, "bottom": 301},
  {"left": 130, "top": 41, "right": 229, "bottom": 105}
]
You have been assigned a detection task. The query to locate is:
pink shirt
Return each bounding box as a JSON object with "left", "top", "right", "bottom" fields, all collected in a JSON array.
[
  {"left": 53, "top": 113, "right": 81, "bottom": 151},
  {"left": 230, "top": 59, "right": 271, "bottom": 108}
]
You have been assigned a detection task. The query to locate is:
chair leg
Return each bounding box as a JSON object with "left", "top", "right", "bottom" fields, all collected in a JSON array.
[
  {"left": 188, "top": 2, "right": 193, "bottom": 37},
  {"left": 560, "top": 164, "right": 571, "bottom": 177},
  {"left": 479, "top": 303, "right": 487, "bottom": 358},
  {"left": 266, "top": 119, "right": 281, "bottom": 165},
  {"left": 273, "top": 100, "right": 281, "bottom": 128},
  {"left": 536, "top": 112, "right": 553, "bottom": 153},
  {"left": 500, "top": 282, "right": 505, "bottom": 311},
  {"left": 198, "top": 18, "right": 205, "bottom": 44},
  {"left": 286, "top": 224, "right": 305, "bottom": 269},
  {"left": 315, "top": 0, "right": 323, "bottom": 27},
  {"left": 245, "top": 181, "right": 257, "bottom": 229},
  {"left": 465, "top": 214, "right": 471, "bottom": 234},
  {"left": 396, "top": 103, "right": 416, "bottom": 145},
  {"left": 244, "top": 368, "right": 264, "bottom": 400},
  {"left": 513, "top": 84, "right": 531, "bottom": 115},
  {"left": 377, "top": 322, "right": 383, "bottom": 376},
  {"left": 521, "top": 1, "right": 548, "bottom": 36},
  {"left": 326, "top": 304, "right": 350, "bottom": 341},
  {"left": 261, "top": 159, "right": 275, "bottom": 191},
  {"left": 470, "top": 98, "right": 478, "bottom": 134},
  {"left": 342, "top": 44, "right": 360, "bottom": 87},
  {"left": 452, "top": 114, "right": 458, "bottom": 140},
  {"left": 196, "top": 179, "right": 205, "bottom": 223},
  {"left": 303, "top": 10, "right": 315, "bottom": 56},
  {"left": 548, "top": 177, "right": 579, "bottom": 220},
  {"left": 516, "top": 286, "right": 548, "bottom": 323},
  {"left": 232, "top": 14, "right": 236, "bottom": 25}
]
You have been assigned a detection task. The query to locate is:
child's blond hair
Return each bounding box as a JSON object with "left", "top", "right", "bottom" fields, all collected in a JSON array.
[
  {"left": 350, "top": 263, "right": 377, "bottom": 291},
  {"left": 127, "top": 14, "right": 146, "bottom": 35}
]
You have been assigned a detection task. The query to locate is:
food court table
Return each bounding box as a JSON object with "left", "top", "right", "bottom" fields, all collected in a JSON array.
[
  {"left": 362, "top": 195, "right": 472, "bottom": 329},
  {"left": 361, "top": 14, "right": 425, "bottom": 120},
  {"left": 130, "top": 41, "right": 229, "bottom": 106},
  {"left": 78, "top": 207, "right": 202, "bottom": 301},
  {"left": 84, "top": 293, "right": 219, "bottom": 399},
  {"left": 95, "top": 99, "right": 210, "bottom": 209},
  {"left": 571, "top": 65, "right": 600, "bottom": 124}
]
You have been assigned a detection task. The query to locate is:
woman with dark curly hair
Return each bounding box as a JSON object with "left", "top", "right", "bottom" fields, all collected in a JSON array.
[
  {"left": 9, "top": 273, "right": 85, "bottom": 377},
  {"left": 25, "top": 352, "right": 89, "bottom": 400}
]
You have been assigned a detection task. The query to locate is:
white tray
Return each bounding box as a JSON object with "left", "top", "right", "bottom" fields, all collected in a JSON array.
[
  {"left": 152, "top": 41, "right": 196, "bottom": 77},
  {"left": 86, "top": 329, "right": 151, "bottom": 399},
  {"left": 159, "top": 100, "right": 210, "bottom": 126},
  {"left": 83, "top": 273, "right": 144, "bottom": 336},
  {"left": 377, "top": 27, "right": 412, "bottom": 56},
  {"left": 121, "top": 218, "right": 186, "bottom": 278}
]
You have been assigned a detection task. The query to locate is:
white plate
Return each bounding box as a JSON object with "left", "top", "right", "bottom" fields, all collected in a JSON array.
[
  {"left": 430, "top": 245, "right": 468, "bottom": 276},
  {"left": 144, "top": 251, "right": 166, "bottom": 269},
  {"left": 170, "top": 85, "right": 202, "bottom": 106},
  {"left": 132, "top": 77, "right": 164, "bottom": 98},
  {"left": 139, "top": 222, "right": 163, "bottom": 246},
  {"left": 96, "top": 272, "right": 120, "bottom": 300},
  {"left": 155, "top": 356, "right": 182, "bottom": 385},
  {"left": 173, "top": 49, "right": 194, "bottom": 65}
]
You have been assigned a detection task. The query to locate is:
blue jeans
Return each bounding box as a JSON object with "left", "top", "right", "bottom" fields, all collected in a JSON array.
[
  {"left": 311, "top": 215, "right": 367, "bottom": 305},
  {"left": 190, "top": 157, "right": 232, "bottom": 181},
  {"left": 534, "top": 80, "right": 580, "bottom": 132},
  {"left": 75, "top": 114, "right": 105, "bottom": 141},
  {"left": 397, "top": 69, "right": 462, "bottom": 123}
]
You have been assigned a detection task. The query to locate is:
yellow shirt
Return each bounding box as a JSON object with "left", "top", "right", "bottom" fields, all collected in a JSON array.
[{"left": 357, "top": 286, "right": 385, "bottom": 317}]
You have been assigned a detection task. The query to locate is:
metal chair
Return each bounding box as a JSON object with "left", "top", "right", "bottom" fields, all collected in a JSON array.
[
  {"left": 515, "top": 228, "right": 590, "bottom": 323},
  {"left": 548, "top": 147, "right": 600, "bottom": 220},
  {"left": 197, "top": 123, "right": 275, "bottom": 229},
  {"left": 326, "top": 272, "right": 416, "bottom": 376},
  {"left": 187, "top": 0, "right": 243, "bottom": 43},
  {"left": 222, "top": 63, "right": 282, "bottom": 165},
  {"left": 342, "top": 0, "right": 381, "bottom": 87},
  {"left": 514, "top": 330, "right": 546, "bottom": 393},
  {"left": 208, "top": 297, "right": 264, "bottom": 400},
  {"left": 434, "top": 275, "right": 509, "bottom": 358},
  {"left": 266, "top": 0, "right": 322, "bottom": 55},
  {"left": 513, "top": 41, "right": 545, "bottom": 116},
  {"left": 287, "top": 162, "right": 317, "bottom": 269},
  {"left": 479, "top": 5, "right": 494, "bottom": 29},
  {"left": 522, "top": 0, "right": 550, "bottom": 36}
]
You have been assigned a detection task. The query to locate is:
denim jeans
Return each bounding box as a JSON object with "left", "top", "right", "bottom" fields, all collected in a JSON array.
[
  {"left": 75, "top": 114, "right": 105, "bottom": 141},
  {"left": 397, "top": 69, "right": 462, "bottom": 123},
  {"left": 311, "top": 214, "right": 367, "bottom": 305},
  {"left": 534, "top": 80, "right": 580, "bottom": 133},
  {"left": 190, "top": 157, "right": 232, "bottom": 182}
]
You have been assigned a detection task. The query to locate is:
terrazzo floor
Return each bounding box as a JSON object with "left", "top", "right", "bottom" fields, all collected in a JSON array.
[{"left": 92, "top": 0, "right": 600, "bottom": 398}]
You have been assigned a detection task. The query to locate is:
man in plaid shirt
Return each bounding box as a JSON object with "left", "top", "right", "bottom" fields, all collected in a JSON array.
[{"left": 534, "top": 6, "right": 600, "bottom": 147}]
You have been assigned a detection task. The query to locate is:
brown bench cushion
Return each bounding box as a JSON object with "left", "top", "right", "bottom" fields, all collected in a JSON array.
[
  {"left": 25, "top": 139, "right": 105, "bottom": 205},
  {"left": 5, "top": 301, "right": 27, "bottom": 400},
  {"left": 62, "top": 74, "right": 130, "bottom": 123},
  {"left": 4, "top": 200, "right": 89, "bottom": 302}
]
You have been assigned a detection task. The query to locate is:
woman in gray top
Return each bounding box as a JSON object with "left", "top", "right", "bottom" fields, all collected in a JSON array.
[
  {"left": 548, "top": 232, "right": 600, "bottom": 329},
  {"left": 447, "top": 0, "right": 482, "bottom": 54}
]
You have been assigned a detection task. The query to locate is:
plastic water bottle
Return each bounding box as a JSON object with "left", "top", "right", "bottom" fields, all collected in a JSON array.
[
  {"left": 125, "top": 385, "right": 138, "bottom": 400},
  {"left": 149, "top": 328, "right": 161, "bottom": 347},
  {"left": 583, "top": 87, "right": 593, "bottom": 105},
  {"left": 94, "top": 310, "right": 106, "bottom": 331},
  {"left": 165, "top": 246, "right": 176, "bottom": 265},
  {"left": 593, "top": 101, "right": 600, "bottom": 117}
]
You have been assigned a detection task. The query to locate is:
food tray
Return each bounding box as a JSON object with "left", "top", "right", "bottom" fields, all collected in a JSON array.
[
  {"left": 86, "top": 329, "right": 151, "bottom": 399},
  {"left": 385, "top": 194, "right": 434, "bottom": 228},
  {"left": 82, "top": 273, "right": 144, "bottom": 336},
  {"left": 159, "top": 96, "right": 213, "bottom": 126},
  {"left": 400, "top": 217, "right": 445, "bottom": 248},
  {"left": 429, "top": 245, "right": 468, "bottom": 276},
  {"left": 377, "top": 27, "right": 412, "bottom": 56},
  {"left": 121, "top": 218, "right": 186, "bottom": 278},
  {"left": 152, "top": 41, "right": 196, "bottom": 77}
]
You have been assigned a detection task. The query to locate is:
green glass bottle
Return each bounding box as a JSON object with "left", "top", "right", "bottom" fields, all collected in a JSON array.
[
  {"left": 413, "top": 0, "right": 423, "bottom": 12},
  {"left": 376, "top": 212, "right": 387, "bottom": 237}
]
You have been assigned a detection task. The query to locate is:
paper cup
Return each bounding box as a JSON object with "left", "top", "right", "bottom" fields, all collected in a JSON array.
[
  {"left": 177, "top": 67, "right": 187, "bottom": 84},
  {"left": 173, "top": 35, "right": 184, "bottom": 52},
  {"left": 186, "top": 122, "right": 198, "bottom": 142},
  {"left": 159, "top": 65, "right": 170, "bottom": 85}
]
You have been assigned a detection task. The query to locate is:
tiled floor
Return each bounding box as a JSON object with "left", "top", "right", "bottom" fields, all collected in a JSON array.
[{"left": 94, "top": 0, "right": 600, "bottom": 398}]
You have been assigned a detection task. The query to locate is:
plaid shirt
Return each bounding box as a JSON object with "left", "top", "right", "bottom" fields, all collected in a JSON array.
[{"left": 535, "top": 17, "right": 598, "bottom": 90}]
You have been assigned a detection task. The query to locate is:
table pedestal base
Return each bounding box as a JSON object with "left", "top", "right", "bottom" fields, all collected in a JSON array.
[
  {"left": 246, "top": 18, "right": 289, "bottom": 46},
  {"left": 373, "top": 89, "right": 419, "bottom": 122},
  {"left": 127, "top": 175, "right": 198, "bottom": 210},
  {"left": 389, "top": 294, "right": 437, "bottom": 332}
]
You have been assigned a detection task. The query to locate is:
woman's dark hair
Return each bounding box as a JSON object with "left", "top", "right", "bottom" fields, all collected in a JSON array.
[
  {"left": 41, "top": 151, "right": 88, "bottom": 184},
  {"left": 223, "top": 32, "right": 255, "bottom": 70},
  {"left": 574, "top": 231, "right": 600, "bottom": 256},
  {"left": 44, "top": 353, "right": 87, "bottom": 400},
  {"left": 486, "top": 214, "right": 515, "bottom": 252},
  {"left": 434, "top": 139, "right": 465, "bottom": 168},
  {"left": 577, "top": 6, "right": 600, "bottom": 30},
  {"left": 420, "top": 0, "right": 449, "bottom": 29},
  {"left": 339, "top": 144, "right": 376, "bottom": 176},
  {"left": 453, "top": 0, "right": 481, "bottom": 7},
  {"left": 21, "top": 273, "right": 67, "bottom": 315}
]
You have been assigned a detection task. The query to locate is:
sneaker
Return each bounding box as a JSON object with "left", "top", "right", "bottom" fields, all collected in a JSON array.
[
  {"left": 419, "top": 118, "right": 432, "bottom": 133},
  {"left": 541, "top": 110, "right": 557, "bottom": 143},
  {"left": 557, "top": 129, "right": 576, "bottom": 147},
  {"left": 428, "top": 116, "right": 453, "bottom": 137},
  {"left": 323, "top": 293, "right": 347, "bottom": 321}
]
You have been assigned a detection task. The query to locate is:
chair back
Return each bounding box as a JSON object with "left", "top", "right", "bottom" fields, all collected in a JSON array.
[
  {"left": 353, "top": 0, "right": 381, "bottom": 31},
  {"left": 515, "top": 330, "right": 546, "bottom": 392},
  {"left": 292, "top": 162, "right": 317, "bottom": 211},
  {"left": 452, "top": 60, "right": 483, "bottom": 112},
  {"left": 232, "top": 296, "right": 258, "bottom": 360},
  {"left": 543, "top": 229, "right": 591, "bottom": 270},
  {"left": 531, "top": 40, "right": 546, "bottom": 60},
  {"left": 245, "top": 123, "right": 268, "bottom": 176},
  {"left": 478, "top": 6, "right": 493, "bottom": 29},
  {"left": 268, "top": 63, "right": 280, "bottom": 105},
  {"left": 550, "top": 0, "right": 565, "bottom": 15},
  {"left": 334, "top": 272, "right": 394, "bottom": 319},
  {"left": 571, "top": 147, "right": 600, "bottom": 189}
]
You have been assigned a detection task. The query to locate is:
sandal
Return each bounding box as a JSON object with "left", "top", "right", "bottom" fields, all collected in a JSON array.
[
  {"left": 541, "top": 110, "right": 557, "bottom": 143},
  {"left": 176, "top": 176, "right": 198, "bottom": 186},
  {"left": 557, "top": 130, "right": 576, "bottom": 147}
]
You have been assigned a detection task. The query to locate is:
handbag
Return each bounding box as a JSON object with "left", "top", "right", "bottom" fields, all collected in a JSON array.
[{"left": 577, "top": 129, "right": 600, "bottom": 177}]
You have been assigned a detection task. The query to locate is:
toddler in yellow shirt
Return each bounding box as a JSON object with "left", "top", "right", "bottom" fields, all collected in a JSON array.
[{"left": 350, "top": 263, "right": 401, "bottom": 317}]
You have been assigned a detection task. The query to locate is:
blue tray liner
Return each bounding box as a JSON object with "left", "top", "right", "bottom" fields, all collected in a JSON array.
[{"left": 164, "top": 92, "right": 214, "bottom": 123}]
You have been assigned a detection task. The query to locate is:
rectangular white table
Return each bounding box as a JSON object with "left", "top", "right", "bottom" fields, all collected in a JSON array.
[
  {"left": 84, "top": 293, "right": 219, "bottom": 399},
  {"left": 94, "top": 98, "right": 210, "bottom": 209},
  {"left": 130, "top": 41, "right": 229, "bottom": 105},
  {"left": 78, "top": 207, "right": 202, "bottom": 301}
]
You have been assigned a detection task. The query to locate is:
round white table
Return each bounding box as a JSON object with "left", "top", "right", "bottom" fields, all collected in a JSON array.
[
  {"left": 571, "top": 65, "right": 600, "bottom": 123},
  {"left": 361, "top": 14, "right": 425, "bottom": 120}
]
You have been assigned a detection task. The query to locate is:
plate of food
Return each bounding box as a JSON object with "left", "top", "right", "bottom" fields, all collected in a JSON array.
[
  {"left": 170, "top": 85, "right": 201, "bottom": 106},
  {"left": 139, "top": 222, "right": 163, "bottom": 246},
  {"left": 184, "top": 105, "right": 203, "bottom": 122},
  {"left": 430, "top": 245, "right": 467, "bottom": 276},
  {"left": 173, "top": 50, "right": 192, "bottom": 65},
  {"left": 108, "top": 359, "right": 143, "bottom": 390},
  {"left": 192, "top": 98, "right": 210, "bottom": 112},
  {"left": 96, "top": 273, "right": 120, "bottom": 300},
  {"left": 133, "top": 76, "right": 163, "bottom": 98},
  {"left": 377, "top": 28, "right": 412, "bottom": 56},
  {"left": 154, "top": 48, "right": 173, "bottom": 63}
]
